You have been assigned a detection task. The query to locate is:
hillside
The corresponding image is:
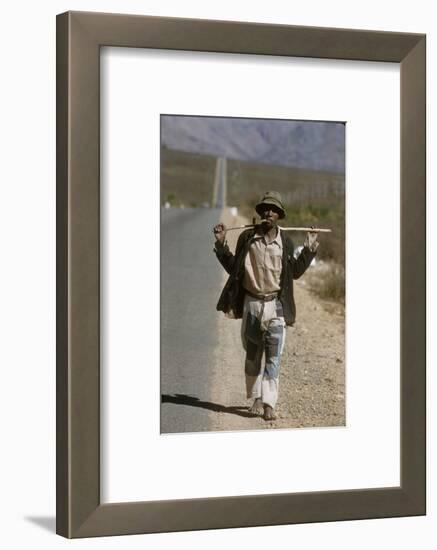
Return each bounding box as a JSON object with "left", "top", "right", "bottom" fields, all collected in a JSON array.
[
  {"left": 161, "top": 148, "right": 345, "bottom": 210},
  {"left": 161, "top": 115, "right": 345, "bottom": 173}
]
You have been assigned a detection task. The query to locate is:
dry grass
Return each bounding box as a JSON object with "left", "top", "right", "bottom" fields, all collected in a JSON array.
[
  {"left": 160, "top": 147, "right": 217, "bottom": 207},
  {"left": 227, "top": 157, "right": 344, "bottom": 207},
  {"left": 305, "top": 261, "right": 345, "bottom": 303},
  {"left": 282, "top": 203, "right": 345, "bottom": 266}
]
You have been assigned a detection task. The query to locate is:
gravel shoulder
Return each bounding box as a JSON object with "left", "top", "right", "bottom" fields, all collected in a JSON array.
[{"left": 209, "top": 208, "right": 345, "bottom": 432}]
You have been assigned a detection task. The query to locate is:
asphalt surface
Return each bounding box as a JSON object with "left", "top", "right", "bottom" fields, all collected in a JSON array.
[
  {"left": 213, "top": 157, "right": 227, "bottom": 208},
  {"left": 160, "top": 207, "right": 225, "bottom": 434}
]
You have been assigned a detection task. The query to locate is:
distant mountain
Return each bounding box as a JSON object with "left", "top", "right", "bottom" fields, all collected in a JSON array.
[{"left": 161, "top": 116, "right": 345, "bottom": 173}]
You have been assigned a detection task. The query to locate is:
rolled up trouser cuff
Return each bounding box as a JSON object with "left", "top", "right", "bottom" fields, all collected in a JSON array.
[
  {"left": 246, "top": 374, "right": 279, "bottom": 408},
  {"left": 261, "top": 377, "right": 279, "bottom": 408}
]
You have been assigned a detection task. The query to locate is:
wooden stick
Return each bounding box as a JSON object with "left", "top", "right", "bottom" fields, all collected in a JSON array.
[
  {"left": 224, "top": 224, "right": 331, "bottom": 233},
  {"left": 281, "top": 227, "right": 332, "bottom": 233},
  {"left": 224, "top": 224, "right": 256, "bottom": 231}
]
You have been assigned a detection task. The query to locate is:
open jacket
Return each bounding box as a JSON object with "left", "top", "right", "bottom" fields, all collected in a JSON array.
[{"left": 214, "top": 228, "right": 316, "bottom": 326}]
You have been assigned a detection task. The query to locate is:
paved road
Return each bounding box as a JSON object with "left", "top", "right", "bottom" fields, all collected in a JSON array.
[
  {"left": 212, "top": 157, "right": 227, "bottom": 208},
  {"left": 160, "top": 207, "right": 225, "bottom": 434}
]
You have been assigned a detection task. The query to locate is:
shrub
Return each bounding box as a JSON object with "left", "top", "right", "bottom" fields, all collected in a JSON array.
[{"left": 305, "top": 262, "right": 345, "bottom": 303}]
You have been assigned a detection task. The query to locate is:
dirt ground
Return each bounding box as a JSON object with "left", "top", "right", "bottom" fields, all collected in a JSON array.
[{"left": 209, "top": 208, "right": 345, "bottom": 432}]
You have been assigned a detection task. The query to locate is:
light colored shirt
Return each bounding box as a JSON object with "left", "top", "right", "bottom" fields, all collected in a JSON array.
[{"left": 243, "top": 227, "right": 283, "bottom": 297}]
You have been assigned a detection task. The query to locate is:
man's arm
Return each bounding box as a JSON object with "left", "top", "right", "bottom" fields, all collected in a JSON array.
[
  {"left": 213, "top": 223, "right": 236, "bottom": 274},
  {"left": 213, "top": 224, "right": 249, "bottom": 274},
  {"left": 292, "top": 247, "right": 317, "bottom": 279},
  {"left": 290, "top": 231, "right": 319, "bottom": 279}
]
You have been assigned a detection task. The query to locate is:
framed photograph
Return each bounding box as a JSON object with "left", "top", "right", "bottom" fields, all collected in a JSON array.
[{"left": 56, "top": 11, "right": 426, "bottom": 538}]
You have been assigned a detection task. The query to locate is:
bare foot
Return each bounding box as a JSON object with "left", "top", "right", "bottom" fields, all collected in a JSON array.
[
  {"left": 263, "top": 404, "right": 276, "bottom": 421},
  {"left": 249, "top": 398, "right": 264, "bottom": 416}
]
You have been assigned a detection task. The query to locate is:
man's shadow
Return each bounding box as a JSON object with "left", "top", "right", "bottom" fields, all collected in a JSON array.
[{"left": 161, "top": 394, "right": 256, "bottom": 418}]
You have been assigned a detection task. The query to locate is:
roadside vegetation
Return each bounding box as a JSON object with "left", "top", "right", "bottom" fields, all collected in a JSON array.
[
  {"left": 232, "top": 160, "right": 345, "bottom": 304},
  {"left": 281, "top": 202, "right": 345, "bottom": 304},
  {"left": 227, "top": 158, "right": 344, "bottom": 208},
  {"left": 239, "top": 201, "right": 346, "bottom": 304},
  {"left": 161, "top": 147, "right": 216, "bottom": 207}
]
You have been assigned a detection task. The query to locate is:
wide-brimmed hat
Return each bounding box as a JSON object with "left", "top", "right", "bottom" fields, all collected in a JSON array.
[{"left": 255, "top": 191, "right": 286, "bottom": 219}]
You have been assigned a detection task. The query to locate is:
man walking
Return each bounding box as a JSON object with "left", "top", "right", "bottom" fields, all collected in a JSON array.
[{"left": 213, "top": 191, "right": 318, "bottom": 421}]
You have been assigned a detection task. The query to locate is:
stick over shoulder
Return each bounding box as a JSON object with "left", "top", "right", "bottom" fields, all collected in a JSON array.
[{"left": 223, "top": 223, "right": 331, "bottom": 233}]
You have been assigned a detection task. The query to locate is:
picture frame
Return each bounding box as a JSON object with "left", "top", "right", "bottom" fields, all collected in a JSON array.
[{"left": 56, "top": 11, "right": 426, "bottom": 538}]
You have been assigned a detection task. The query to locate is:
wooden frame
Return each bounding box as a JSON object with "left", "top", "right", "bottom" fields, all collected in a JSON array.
[{"left": 56, "top": 11, "right": 426, "bottom": 538}]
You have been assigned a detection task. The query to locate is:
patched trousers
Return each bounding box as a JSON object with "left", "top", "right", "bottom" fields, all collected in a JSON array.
[{"left": 241, "top": 293, "right": 286, "bottom": 408}]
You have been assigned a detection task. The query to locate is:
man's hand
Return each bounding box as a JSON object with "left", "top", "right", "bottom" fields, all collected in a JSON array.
[
  {"left": 304, "top": 228, "right": 319, "bottom": 252},
  {"left": 213, "top": 223, "right": 227, "bottom": 245}
]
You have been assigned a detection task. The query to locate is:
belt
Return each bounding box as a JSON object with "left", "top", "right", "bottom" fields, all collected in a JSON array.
[{"left": 246, "top": 290, "right": 278, "bottom": 302}]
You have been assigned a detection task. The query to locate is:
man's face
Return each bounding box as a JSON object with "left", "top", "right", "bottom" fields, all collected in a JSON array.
[{"left": 260, "top": 204, "right": 280, "bottom": 229}]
